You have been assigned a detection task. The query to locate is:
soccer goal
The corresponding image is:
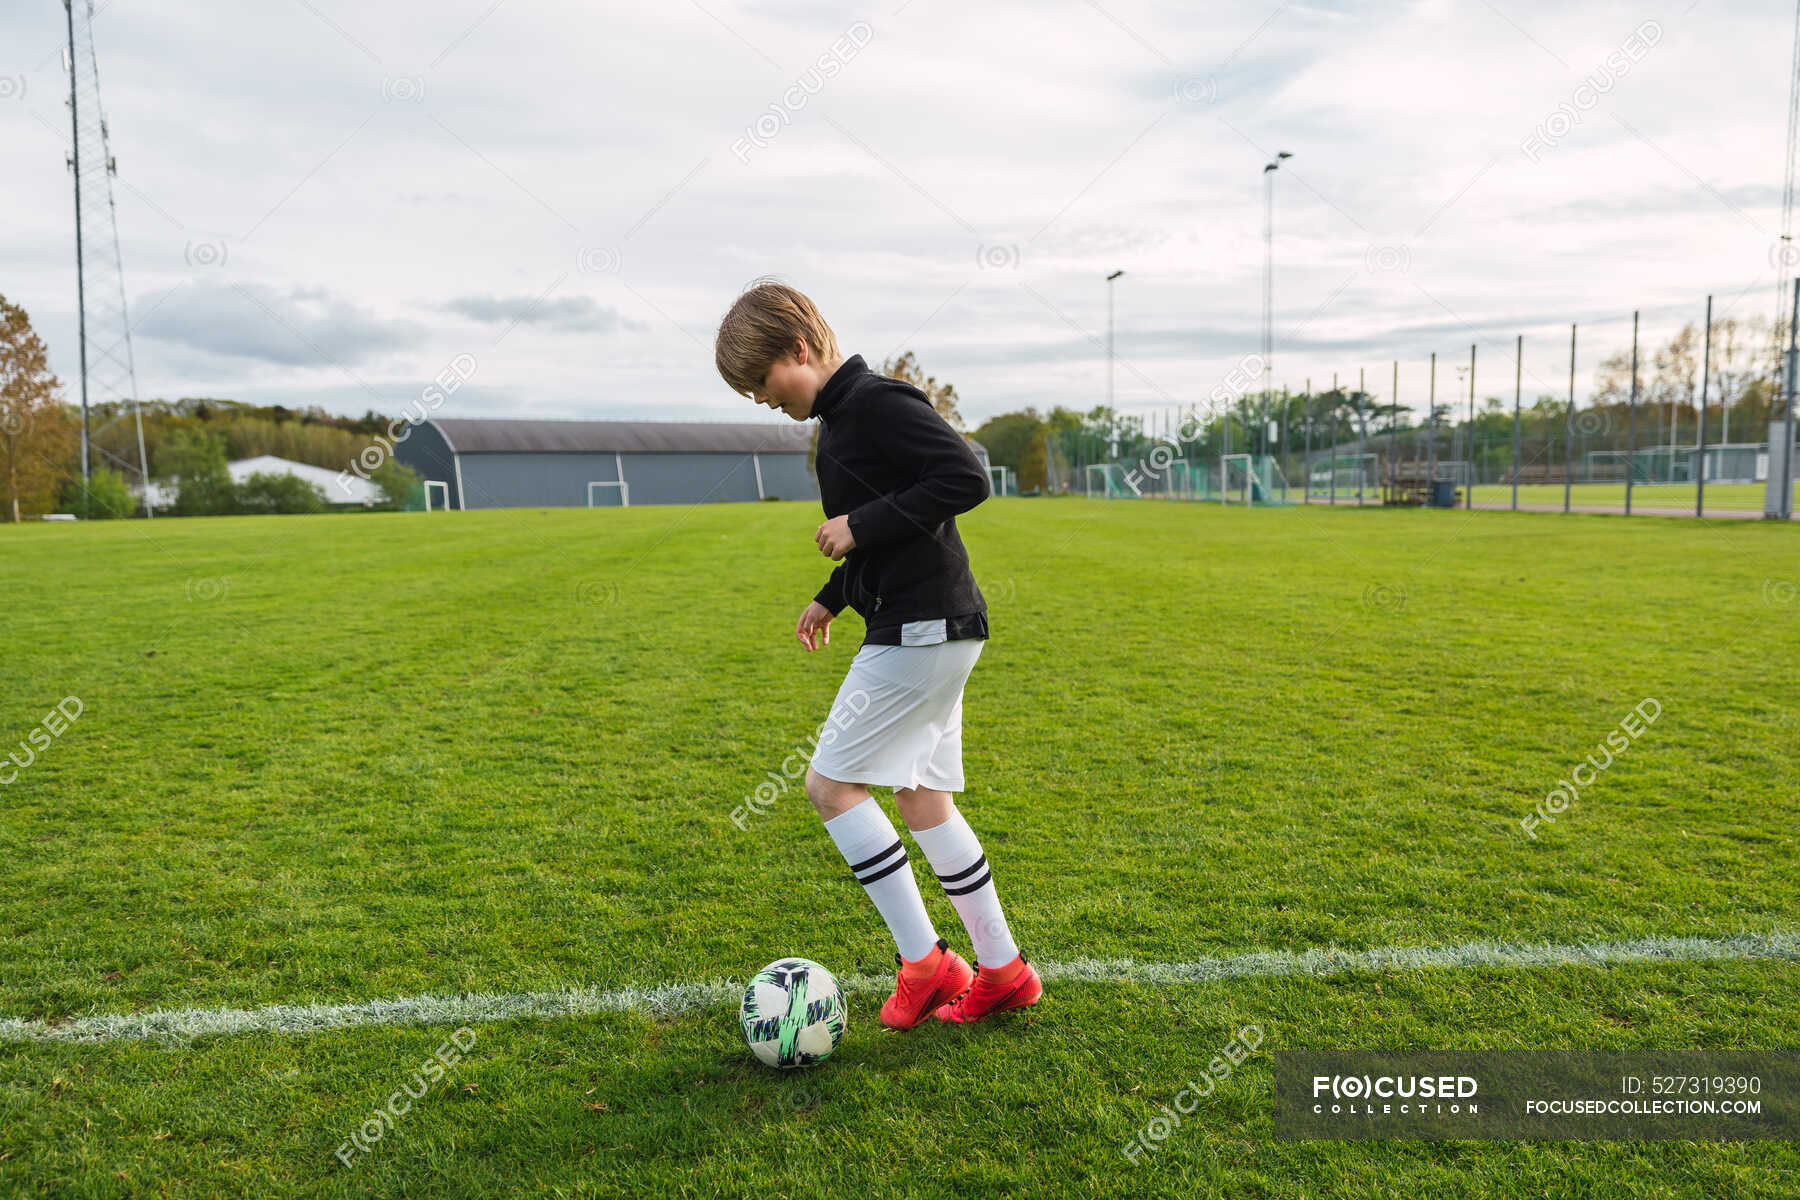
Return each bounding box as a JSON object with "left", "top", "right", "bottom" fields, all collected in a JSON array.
[
  {"left": 1084, "top": 463, "right": 1135, "bottom": 498},
  {"left": 423, "top": 480, "right": 451, "bottom": 512},
  {"left": 1219, "top": 454, "right": 1286, "bottom": 504},
  {"left": 1583, "top": 450, "right": 1631, "bottom": 482},
  {"left": 587, "top": 480, "right": 630, "bottom": 508},
  {"left": 1166, "top": 459, "right": 1205, "bottom": 500},
  {"left": 1309, "top": 453, "right": 1379, "bottom": 498}
]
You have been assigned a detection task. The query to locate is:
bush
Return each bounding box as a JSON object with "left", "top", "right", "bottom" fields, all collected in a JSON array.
[
  {"left": 158, "top": 429, "right": 235, "bottom": 516},
  {"left": 57, "top": 466, "right": 136, "bottom": 518},
  {"left": 234, "top": 472, "right": 328, "bottom": 515}
]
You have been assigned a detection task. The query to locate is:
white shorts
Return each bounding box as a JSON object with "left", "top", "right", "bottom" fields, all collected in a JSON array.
[{"left": 808, "top": 638, "right": 985, "bottom": 792}]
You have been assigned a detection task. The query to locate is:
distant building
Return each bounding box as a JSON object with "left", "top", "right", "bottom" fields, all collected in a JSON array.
[
  {"left": 130, "top": 453, "right": 385, "bottom": 511},
  {"left": 391, "top": 418, "right": 815, "bottom": 510},
  {"left": 230, "top": 454, "right": 384, "bottom": 506}
]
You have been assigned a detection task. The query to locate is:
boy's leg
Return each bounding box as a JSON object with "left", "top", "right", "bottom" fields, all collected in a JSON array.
[
  {"left": 895, "top": 786, "right": 1020, "bottom": 969},
  {"left": 805, "top": 767, "right": 938, "bottom": 961}
]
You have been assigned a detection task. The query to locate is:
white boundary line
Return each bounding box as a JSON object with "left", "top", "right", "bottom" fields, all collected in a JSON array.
[{"left": 3, "top": 930, "right": 1793, "bottom": 1046}]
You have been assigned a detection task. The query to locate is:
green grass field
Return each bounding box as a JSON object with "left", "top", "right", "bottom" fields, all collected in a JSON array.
[{"left": 3, "top": 500, "right": 1798, "bottom": 1197}]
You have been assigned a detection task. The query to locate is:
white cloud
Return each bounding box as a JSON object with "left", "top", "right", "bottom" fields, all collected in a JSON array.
[{"left": 0, "top": 0, "right": 1790, "bottom": 427}]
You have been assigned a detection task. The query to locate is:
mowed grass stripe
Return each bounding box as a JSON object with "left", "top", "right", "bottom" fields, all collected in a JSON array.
[{"left": 4, "top": 929, "right": 1792, "bottom": 1046}]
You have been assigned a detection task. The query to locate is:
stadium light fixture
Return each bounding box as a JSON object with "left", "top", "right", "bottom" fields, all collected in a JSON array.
[{"left": 1262, "top": 152, "right": 1291, "bottom": 458}]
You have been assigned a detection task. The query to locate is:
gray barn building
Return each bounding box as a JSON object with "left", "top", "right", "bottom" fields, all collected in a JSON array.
[{"left": 393, "top": 418, "right": 817, "bottom": 510}]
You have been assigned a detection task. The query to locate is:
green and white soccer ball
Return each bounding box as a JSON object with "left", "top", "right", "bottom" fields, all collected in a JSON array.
[{"left": 739, "top": 957, "right": 846, "bottom": 1070}]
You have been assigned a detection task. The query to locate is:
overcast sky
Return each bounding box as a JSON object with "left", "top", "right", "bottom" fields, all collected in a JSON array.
[{"left": 2, "top": 1, "right": 1794, "bottom": 432}]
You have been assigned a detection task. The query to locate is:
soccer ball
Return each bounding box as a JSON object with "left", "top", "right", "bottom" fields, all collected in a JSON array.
[{"left": 739, "top": 957, "right": 846, "bottom": 1070}]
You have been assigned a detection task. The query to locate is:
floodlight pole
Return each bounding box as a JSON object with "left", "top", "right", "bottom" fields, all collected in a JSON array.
[
  {"left": 1770, "top": 280, "right": 1800, "bottom": 519},
  {"left": 66, "top": 0, "right": 90, "bottom": 497},
  {"left": 1262, "top": 152, "right": 1290, "bottom": 469},
  {"left": 1106, "top": 269, "right": 1123, "bottom": 421}
]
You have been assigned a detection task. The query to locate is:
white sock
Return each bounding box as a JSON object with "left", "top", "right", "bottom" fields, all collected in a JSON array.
[
  {"left": 823, "top": 797, "right": 939, "bottom": 961},
  {"left": 910, "top": 804, "right": 1021, "bottom": 968}
]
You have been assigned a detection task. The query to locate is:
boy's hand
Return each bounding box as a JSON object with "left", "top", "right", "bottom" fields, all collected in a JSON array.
[
  {"left": 815, "top": 515, "right": 856, "bottom": 560},
  {"left": 795, "top": 601, "right": 834, "bottom": 651}
]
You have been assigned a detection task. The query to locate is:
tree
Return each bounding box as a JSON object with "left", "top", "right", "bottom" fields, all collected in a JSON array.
[
  {"left": 971, "top": 410, "right": 1041, "bottom": 466},
  {"left": 975, "top": 409, "right": 1062, "bottom": 492},
  {"left": 1591, "top": 348, "right": 1635, "bottom": 408},
  {"left": 157, "top": 427, "right": 235, "bottom": 516},
  {"left": 0, "top": 294, "right": 76, "bottom": 522},
  {"left": 57, "top": 466, "right": 134, "bottom": 518},
  {"left": 1709, "top": 316, "right": 1751, "bottom": 442},
  {"left": 368, "top": 458, "right": 422, "bottom": 509},
  {"left": 1650, "top": 322, "right": 1699, "bottom": 455},
  {"left": 879, "top": 351, "right": 963, "bottom": 430}
]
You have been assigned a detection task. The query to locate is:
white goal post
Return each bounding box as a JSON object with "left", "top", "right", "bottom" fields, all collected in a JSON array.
[
  {"left": 424, "top": 480, "right": 450, "bottom": 512},
  {"left": 1219, "top": 453, "right": 1253, "bottom": 504},
  {"left": 587, "top": 480, "right": 630, "bottom": 508},
  {"left": 1084, "top": 463, "right": 1133, "bottom": 498}
]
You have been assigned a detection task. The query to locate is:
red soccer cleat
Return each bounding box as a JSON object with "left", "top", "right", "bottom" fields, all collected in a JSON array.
[
  {"left": 933, "top": 954, "right": 1042, "bottom": 1024},
  {"left": 879, "top": 938, "right": 974, "bottom": 1030}
]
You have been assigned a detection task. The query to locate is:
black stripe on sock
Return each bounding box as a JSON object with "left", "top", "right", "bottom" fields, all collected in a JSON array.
[
  {"left": 857, "top": 852, "right": 912, "bottom": 886},
  {"left": 848, "top": 839, "right": 904, "bottom": 874},
  {"left": 943, "top": 869, "right": 992, "bottom": 896},
  {"left": 936, "top": 853, "right": 987, "bottom": 884}
]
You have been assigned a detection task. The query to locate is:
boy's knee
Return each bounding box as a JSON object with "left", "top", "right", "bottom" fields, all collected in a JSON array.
[
  {"left": 893, "top": 784, "right": 952, "bottom": 830},
  {"left": 805, "top": 767, "right": 865, "bottom": 817}
]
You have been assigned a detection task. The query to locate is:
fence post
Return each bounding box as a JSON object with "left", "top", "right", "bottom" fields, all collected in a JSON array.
[
  {"left": 1564, "top": 323, "right": 1576, "bottom": 514},
  {"left": 1358, "top": 366, "right": 1367, "bottom": 505},
  {"left": 1626, "top": 312, "right": 1638, "bottom": 516},
  {"left": 1428, "top": 353, "right": 1438, "bottom": 495},
  {"left": 1329, "top": 373, "right": 1338, "bottom": 505},
  {"left": 1785, "top": 278, "right": 1799, "bottom": 520},
  {"left": 1512, "top": 334, "right": 1522, "bottom": 512},
  {"left": 1278, "top": 387, "right": 1288, "bottom": 502},
  {"left": 1466, "top": 343, "right": 1476, "bottom": 509},
  {"left": 1303, "top": 379, "right": 1312, "bottom": 503},
  {"left": 1390, "top": 361, "right": 1399, "bottom": 505},
  {"left": 1697, "top": 294, "right": 1712, "bottom": 518}
]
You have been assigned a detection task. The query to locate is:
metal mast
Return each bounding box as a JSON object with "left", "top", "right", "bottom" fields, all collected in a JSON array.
[{"left": 65, "top": 0, "right": 152, "bottom": 515}]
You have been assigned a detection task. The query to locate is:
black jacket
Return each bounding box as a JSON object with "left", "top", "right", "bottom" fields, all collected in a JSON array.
[{"left": 810, "top": 354, "right": 990, "bottom": 645}]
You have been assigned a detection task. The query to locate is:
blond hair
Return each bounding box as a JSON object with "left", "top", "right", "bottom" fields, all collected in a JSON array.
[{"left": 714, "top": 278, "right": 840, "bottom": 397}]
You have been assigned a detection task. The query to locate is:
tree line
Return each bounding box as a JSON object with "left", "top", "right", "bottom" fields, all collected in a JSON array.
[{"left": 1, "top": 293, "right": 418, "bottom": 520}]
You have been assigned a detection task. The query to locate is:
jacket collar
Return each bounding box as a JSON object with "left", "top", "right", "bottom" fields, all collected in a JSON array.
[{"left": 810, "top": 354, "right": 866, "bottom": 422}]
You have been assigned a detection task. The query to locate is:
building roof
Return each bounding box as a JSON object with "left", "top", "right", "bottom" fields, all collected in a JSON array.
[
  {"left": 228, "top": 454, "right": 385, "bottom": 505},
  {"left": 428, "top": 418, "right": 812, "bottom": 456}
]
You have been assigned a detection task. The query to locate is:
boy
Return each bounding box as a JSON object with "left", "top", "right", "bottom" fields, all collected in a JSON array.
[{"left": 714, "top": 279, "right": 1041, "bottom": 1028}]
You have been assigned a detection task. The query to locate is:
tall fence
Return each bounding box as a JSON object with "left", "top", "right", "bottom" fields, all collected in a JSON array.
[{"left": 1040, "top": 295, "right": 1800, "bottom": 520}]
